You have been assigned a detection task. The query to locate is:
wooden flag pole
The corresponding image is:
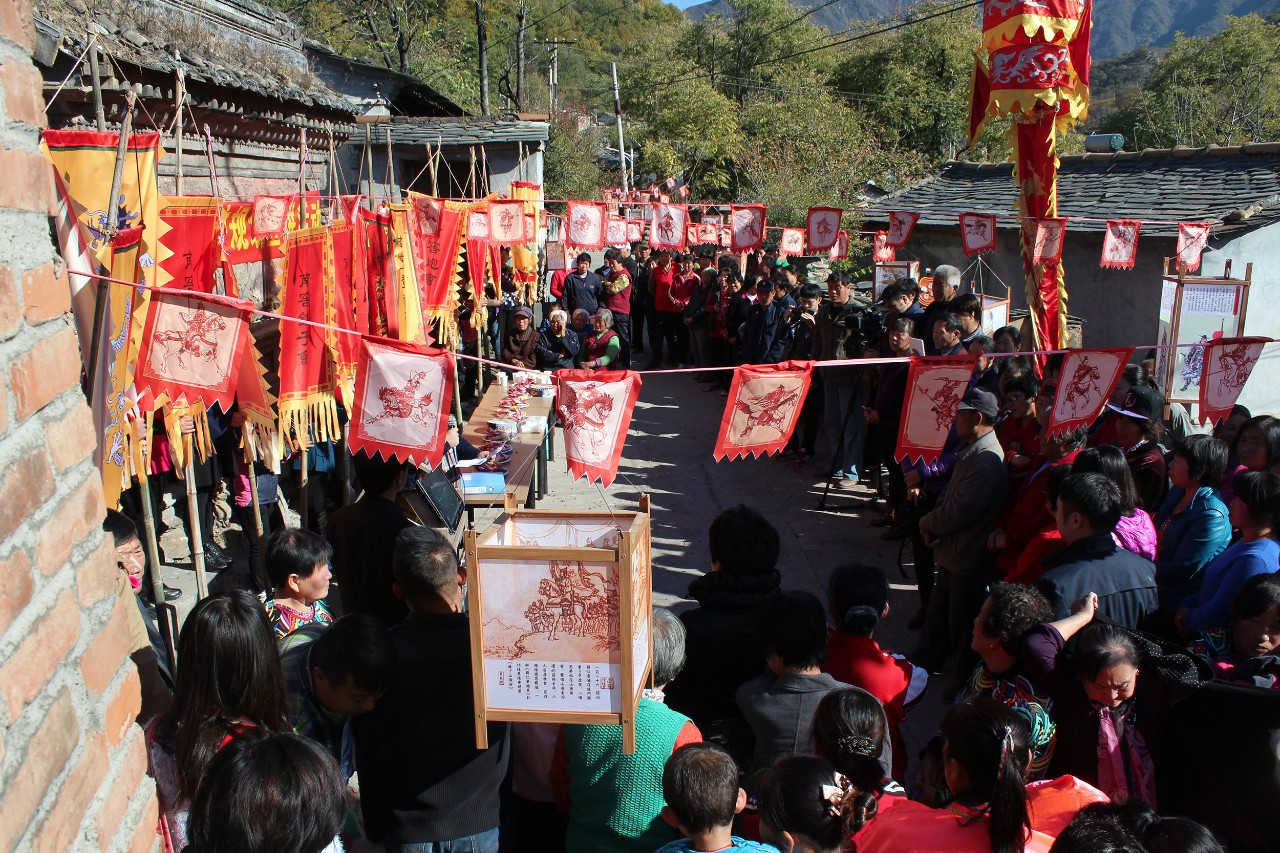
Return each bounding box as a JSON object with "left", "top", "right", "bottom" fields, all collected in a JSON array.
[{"left": 135, "top": 423, "right": 176, "bottom": 671}]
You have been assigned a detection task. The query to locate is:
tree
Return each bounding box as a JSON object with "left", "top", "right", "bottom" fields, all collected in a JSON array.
[
  {"left": 543, "top": 114, "right": 608, "bottom": 203},
  {"left": 1100, "top": 15, "right": 1280, "bottom": 148}
]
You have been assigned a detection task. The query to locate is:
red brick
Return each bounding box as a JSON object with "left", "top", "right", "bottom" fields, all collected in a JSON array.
[
  {"left": 76, "top": 536, "right": 121, "bottom": 608},
  {"left": 0, "top": 690, "right": 79, "bottom": 853},
  {"left": 0, "top": 264, "right": 18, "bottom": 340},
  {"left": 0, "top": 60, "right": 47, "bottom": 128},
  {"left": 80, "top": 590, "right": 135, "bottom": 695},
  {"left": 126, "top": 792, "right": 161, "bottom": 853},
  {"left": 0, "top": 548, "right": 35, "bottom": 635},
  {"left": 44, "top": 409, "right": 97, "bottom": 471},
  {"left": 34, "top": 732, "right": 107, "bottom": 853},
  {"left": 0, "top": 589, "right": 80, "bottom": 719},
  {"left": 9, "top": 323, "right": 83, "bottom": 421},
  {"left": 0, "top": 450, "right": 54, "bottom": 542},
  {"left": 102, "top": 666, "right": 141, "bottom": 748},
  {"left": 0, "top": 144, "right": 54, "bottom": 213},
  {"left": 23, "top": 262, "right": 69, "bottom": 324},
  {"left": 36, "top": 475, "right": 105, "bottom": 576},
  {"left": 94, "top": 732, "right": 150, "bottom": 846},
  {"left": 0, "top": 0, "right": 35, "bottom": 52}
]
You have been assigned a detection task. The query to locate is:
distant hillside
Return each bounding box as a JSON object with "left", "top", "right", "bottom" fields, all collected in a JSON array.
[{"left": 682, "top": 0, "right": 1280, "bottom": 58}]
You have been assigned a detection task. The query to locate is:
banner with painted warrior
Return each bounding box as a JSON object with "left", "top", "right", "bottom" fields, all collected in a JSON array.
[
  {"left": 348, "top": 337, "right": 455, "bottom": 467},
  {"left": 1101, "top": 220, "right": 1141, "bottom": 270},
  {"left": 488, "top": 200, "right": 527, "bottom": 247},
  {"left": 830, "top": 230, "right": 850, "bottom": 261},
  {"left": 777, "top": 228, "right": 803, "bottom": 257},
  {"left": 885, "top": 211, "right": 920, "bottom": 249},
  {"left": 605, "top": 216, "right": 628, "bottom": 246},
  {"left": 960, "top": 213, "right": 998, "bottom": 256},
  {"left": 1177, "top": 222, "right": 1212, "bottom": 272},
  {"left": 650, "top": 203, "right": 689, "bottom": 252},
  {"left": 872, "top": 231, "right": 895, "bottom": 263},
  {"left": 555, "top": 369, "right": 643, "bottom": 488},
  {"left": 626, "top": 220, "right": 644, "bottom": 243},
  {"left": 567, "top": 201, "right": 606, "bottom": 249},
  {"left": 806, "top": 207, "right": 842, "bottom": 252},
  {"left": 156, "top": 196, "right": 220, "bottom": 292},
  {"left": 1199, "top": 337, "right": 1269, "bottom": 425},
  {"left": 713, "top": 361, "right": 815, "bottom": 461},
  {"left": 730, "top": 205, "right": 766, "bottom": 253},
  {"left": 134, "top": 290, "right": 251, "bottom": 414},
  {"left": 685, "top": 222, "right": 699, "bottom": 246},
  {"left": 1032, "top": 218, "right": 1068, "bottom": 264},
  {"left": 696, "top": 221, "right": 719, "bottom": 244},
  {"left": 466, "top": 206, "right": 491, "bottom": 242},
  {"left": 896, "top": 356, "right": 978, "bottom": 465},
  {"left": 251, "top": 195, "right": 294, "bottom": 239},
  {"left": 279, "top": 226, "right": 340, "bottom": 447},
  {"left": 1046, "top": 347, "right": 1134, "bottom": 438}
]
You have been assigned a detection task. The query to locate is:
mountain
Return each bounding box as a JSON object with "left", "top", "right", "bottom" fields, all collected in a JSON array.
[{"left": 681, "top": 0, "right": 1280, "bottom": 58}]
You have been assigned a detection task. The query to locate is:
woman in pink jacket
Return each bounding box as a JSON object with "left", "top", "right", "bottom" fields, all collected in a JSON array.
[{"left": 1073, "top": 446, "right": 1158, "bottom": 560}]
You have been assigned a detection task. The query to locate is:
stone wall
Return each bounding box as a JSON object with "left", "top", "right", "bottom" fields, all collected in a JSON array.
[{"left": 0, "top": 0, "right": 158, "bottom": 849}]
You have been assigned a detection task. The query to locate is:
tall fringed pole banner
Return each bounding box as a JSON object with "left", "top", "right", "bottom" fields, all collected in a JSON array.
[{"left": 970, "top": 0, "right": 1092, "bottom": 353}]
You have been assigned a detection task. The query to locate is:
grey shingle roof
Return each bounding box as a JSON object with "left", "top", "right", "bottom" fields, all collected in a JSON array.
[
  {"left": 863, "top": 144, "right": 1280, "bottom": 237},
  {"left": 385, "top": 117, "right": 550, "bottom": 147}
]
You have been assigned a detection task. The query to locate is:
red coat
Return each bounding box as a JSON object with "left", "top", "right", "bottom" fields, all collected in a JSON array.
[
  {"left": 651, "top": 264, "right": 679, "bottom": 312},
  {"left": 995, "top": 449, "right": 1080, "bottom": 576}
]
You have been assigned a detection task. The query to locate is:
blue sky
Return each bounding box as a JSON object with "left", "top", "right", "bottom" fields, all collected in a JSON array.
[{"left": 667, "top": 0, "right": 703, "bottom": 8}]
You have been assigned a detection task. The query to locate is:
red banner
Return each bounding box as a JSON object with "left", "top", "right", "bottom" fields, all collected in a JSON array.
[
  {"left": 279, "top": 226, "right": 338, "bottom": 444},
  {"left": 326, "top": 223, "right": 360, "bottom": 403},
  {"left": 1100, "top": 220, "right": 1141, "bottom": 270},
  {"left": 466, "top": 205, "right": 490, "bottom": 241},
  {"left": 605, "top": 216, "right": 628, "bottom": 246},
  {"left": 885, "top": 211, "right": 919, "bottom": 249},
  {"left": 555, "top": 369, "right": 642, "bottom": 488},
  {"left": 872, "top": 231, "right": 895, "bottom": 263},
  {"left": 251, "top": 195, "right": 293, "bottom": 239},
  {"left": 488, "top": 200, "right": 526, "bottom": 246},
  {"left": 713, "top": 361, "right": 815, "bottom": 461},
  {"left": 1177, "top": 222, "right": 1212, "bottom": 272},
  {"left": 650, "top": 203, "right": 689, "bottom": 252},
  {"left": 1199, "top": 337, "right": 1269, "bottom": 425},
  {"left": 896, "top": 356, "right": 977, "bottom": 465},
  {"left": 1032, "top": 218, "right": 1067, "bottom": 263},
  {"left": 806, "top": 207, "right": 842, "bottom": 251},
  {"left": 222, "top": 201, "right": 284, "bottom": 265},
  {"left": 134, "top": 290, "right": 250, "bottom": 412},
  {"left": 348, "top": 337, "right": 454, "bottom": 466},
  {"left": 779, "top": 228, "right": 805, "bottom": 256},
  {"left": 730, "top": 205, "right": 766, "bottom": 252},
  {"left": 830, "top": 230, "right": 850, "bottom": 260},
  {"left": 408, "top": 198, "right": 463, "bottom": 321},
  {"left": 157, "top": 196, "right": 219, "bottom": 292},
  {"left": 358, "top": 208, "right": 393, "bottom": 338},
  {"left": 567, "top": 201, "right": 606, "bottom": 249},
  {"left": 1046, "top": 347, "right": 1134, "bottom": 438},
  {"left": 960, "top": 213, "right": 997, "bottom": 256}
]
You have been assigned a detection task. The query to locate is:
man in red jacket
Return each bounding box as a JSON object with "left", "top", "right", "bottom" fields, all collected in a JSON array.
[{"left": 648, "top": 250, "right": 684, "bottom": 369}]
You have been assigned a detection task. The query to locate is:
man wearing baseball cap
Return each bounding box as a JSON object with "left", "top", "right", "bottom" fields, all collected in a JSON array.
[
  {"left": 917, "top": 385, "right": 1008, "bottom": 687},
  {"left": 1107, "top": 384, "right": 1169, "bottom": 512}
]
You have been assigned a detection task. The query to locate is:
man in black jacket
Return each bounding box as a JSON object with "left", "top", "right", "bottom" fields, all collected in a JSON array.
[
  {"left": 353, "top": 527, "right": 509, "bottom": 849},
  {"left": 741, "top": 280, "right": 792, "bottom": 365},
  {"left": 562, "top": 253, "right": 603, "bottom": 317},
  {"left": 326, "top": 453, "right": 412, "bottom": 627},
  {"left": 1036, "top": 472, "right": 1158, "bottom": 629}
]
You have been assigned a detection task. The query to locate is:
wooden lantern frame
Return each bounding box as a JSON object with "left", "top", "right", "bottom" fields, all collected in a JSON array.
[
  {"left": 874, "top": 260, "right": 920, "bottom": 300},
  {"left": 464, "top": 495, "right": 653, "bottom": 754},
  {"left": 1156, "top": 258, "right": 1252, "bottom": 405}
]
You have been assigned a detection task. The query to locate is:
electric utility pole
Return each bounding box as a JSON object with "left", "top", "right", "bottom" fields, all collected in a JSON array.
[
  {"left": 516, "top": 0, "right": 527, "bottom": 111},
  {"left": 476, "top": 0, "right": 490, "bottom": 114},
  {"left": 611, "top": 61, "right": 628, "bottom": 192},
  {"left": 536, "top": 38, "right": 575, "bottom": 115}
]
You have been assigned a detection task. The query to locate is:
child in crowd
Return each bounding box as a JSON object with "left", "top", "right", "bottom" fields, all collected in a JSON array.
[
  {"left": 757, "top": 755, "right": 875, "bottom": 853},
  {"left": 1188, "top": 573, "right": 1280, "bottom": 688},
  {"left": 658, "top": 744, "right": 773, "bottom": 853},
  {"left": 264, "top": 527, "right": 335, "bottom": 640},
  {"left": 823, "top": 564, "right": 926, "bottom": 781}
]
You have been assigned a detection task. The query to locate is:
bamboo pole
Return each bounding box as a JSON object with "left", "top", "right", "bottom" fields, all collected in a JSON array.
[
  {"left": 137, "top": 469, "right": 176, "bottom": 672},
  {"left": 183, "top": 438, "right": 209, "bottom": 600},
  {"left": 174, "top": 70, "right": 185, "bottom": 194}
]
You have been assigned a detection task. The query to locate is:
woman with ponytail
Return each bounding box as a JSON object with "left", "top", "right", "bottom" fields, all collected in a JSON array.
[
  {"left": 757, "top": 755, "right": 878, "bottom": 852},
  {"left": 856, "top": 698, "right": 1057, "bottom": 852}
]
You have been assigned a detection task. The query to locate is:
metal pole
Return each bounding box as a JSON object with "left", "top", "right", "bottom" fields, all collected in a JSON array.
[
  {"left": 385, "top": 126, "right": 395, "bottom": 198},
  {"left": 88, "top": 42, "right": 106, "bottom": 132},
  {"left": 476, "top": 0, "right": 491, "bottom": 115},
  {"left": 611, "top": 62, "right": 628, "bottom": 192},
  {"left": 548, "top": 44, "right": 557, "bottom": 115}
]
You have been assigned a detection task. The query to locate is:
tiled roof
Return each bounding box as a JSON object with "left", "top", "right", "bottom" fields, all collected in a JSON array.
[
  {"left": 385, "top": 117, "right": 550, "bottom": 147},
  {"left": 863, "top": 144, "right": 1280, "bottom": 236}
]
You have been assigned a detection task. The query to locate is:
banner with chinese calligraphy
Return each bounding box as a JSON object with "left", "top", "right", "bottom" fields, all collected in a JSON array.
[
  {"left": 885, "top": 211, "right": 920, "bottom": 249},
  {"left": 555, "top": 369, "right": 642, "bottom": 488},
  {"left": 896, "top": 356, "right": 978, "bottom": 465},
  {"left": 156, "top": 196, "right": 219, "bottom": 292},
  {"left": 1198, "top": 337, "right": 1269, "bottom": 425},
  {"left": 407, "top": 194, "right": 465, "bottom": 338},
  {"left": 650, "top": 203, "right": 689, "bottom": 252},
  {"left": 1032, "top": 218, "right": 1067, "bottom": 264},
  {"left": 830, "top": 230, "right": 850, "bottom": 260},
  {"left": 279, "top": 226, "right": 339, "bottom": 447},
  {"left": 1100, "top": 220, "right": 1141, "bottom": 270},
  {"left": 567, "top": 201, "right": 606, "bottom": 249},
  {"left": 713, "top": 361, "right": 815, "bottom": 461},
  {"left": 221, "top": 201, "right": 285, "bottom": 265},
  {"left": 960, "top": 213, "right": 997, "bottom": 256},
  {"left": 1177, "top": 222, "right": 1212, "bottom": 272},
  {"left": 357, "top": 207, "right": 393, "bottom": 338},
  {"left": 731, "top": 205, "right": 766, "bottom": 253},
  {"left": 806, "top": 207, "right": 842, "bottom": 252},
  {"left": 389, "top": 204, "right": 428, "bottom": 345},
  {"left": 1046, "top": 347, "right": 1134, "bottom": 438},
  {"left": 325, "top": 222, "right": 360, "bottom": 403},
  {"left": 779, "top": 228, "right": 805, "bottom": 257},
  {"left": 135, "top": 290, "right": 251, "bottom": 414},
  {"left": 347, "top": 337, "right": 454, "bottom": 467},
  {"left": 872, "top": 231, "right": 895, "bottom": 263}
]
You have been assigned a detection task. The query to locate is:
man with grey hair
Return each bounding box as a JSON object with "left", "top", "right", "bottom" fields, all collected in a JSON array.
[
  {"left": 922, "top": 263, "right": 962, "bottom": 355},
  {"left": 553, "top": 608, "right": 702, "bottom": 851}
]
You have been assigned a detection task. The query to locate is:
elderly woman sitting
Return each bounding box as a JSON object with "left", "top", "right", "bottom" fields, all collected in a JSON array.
[
  {"left": 536, "top": 308, "right": 581, "bottom": 371},
  {"left": 583, "top": 308, "right": 623, "bottom": 370}
]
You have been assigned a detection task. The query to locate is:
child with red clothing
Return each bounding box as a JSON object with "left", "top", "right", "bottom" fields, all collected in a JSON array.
[{"left": 823, "top": 564, "right": 927, "bottom": 781}]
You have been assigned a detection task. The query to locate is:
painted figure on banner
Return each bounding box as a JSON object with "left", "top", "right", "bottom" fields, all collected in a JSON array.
[
  {"left": 1177, "top": 222, "right": 1211, "bottom": 272},
  {"left": 872, "top": 231, "right": 895, "bottom": 263},
  {"left": 1200, "top": 337, "right": 1267, "bottom": 424},
  {"left": 1047, "top": 348, "right": 1132, "bottom": 437},
  {"left": 349, "top": 340, "right": 453, "bottom": 465},
  {"left": 653, "top": 204, "right": 687, "bottom": 248},
  {"left": 1215, "top": 340, "right": 1261, "bottom": 396},
  {"left": 779, "top": 229, "right": 805, "bottom": 256},
  {"left": 605, "top": 217, "right": 628, "bottom": 246},
  {"left": 1100, "top": 220, "right": 1140, "bottom": 269},
  {"left": 559, "top": 380, "right": 618, "bottom": 458},
  {"left": 488, "top": 201, "right": 525, "bottom": 245},
  {"left": 568, "top": 203, "right": 604, "bottom": 248},
  {"left": 412, "top": 196, "right": 443, "bottom": 236},
  {"left": 885, "top": 211, "right": 920, "bottom": 248},
  {"left": 86, "top": 193, "right": 141, "bottom": 251},
  {"left": 151, "top": 306, "right": 228, "bottom": 375},
  {"left": 366, "top": 370, "right": 438, "bottom": 426},
  {"left": 1032, "top": 218, "right": 1066, "bottom": 263},
  {"left": 920, "top": 376, "right": 966, "bottom": 433},
  {"left": 467, "top": 210, "right": 491, "bottom": 241},
  {"left": 626, "top": 221, "right": 643, "bottom": 243},
  {"left": 1180, "top": 333, "right": 1217, "bottom": 392},
  {"left": 1060, "top": 358, "right": 1103, "bottom": 418},
  {"left": 733, "top": 381, "right": 804, "bottom": 440},
  {"left": 252, "top": 195, "right": 291, "bottom": 239},
  {"left": 806, "top": 208, "right": 842, "bottom": 252},
  {"left": 830, "top": 230, "right": 850, "bottom": 261},
  {"left": 697, "top": 221, "right": 719, "bottom": 244},
  {"left": 731, "top": 206, "right": 765, "bottom": 252},
  {"left": 960, "top": 213, "right": 997, "bottom": 256}
]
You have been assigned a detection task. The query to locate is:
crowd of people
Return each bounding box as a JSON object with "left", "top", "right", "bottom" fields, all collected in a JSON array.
[{"left": 101, "top": 244, "right": 1280, "bottom": 853}]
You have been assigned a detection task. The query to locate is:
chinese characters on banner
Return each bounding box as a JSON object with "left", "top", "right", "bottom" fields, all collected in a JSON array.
[
  {"left": 1046, "top": 347, "right": 1134, "bottom": 438},
  {"left": 1100, "top": 220, "right": 1141, "bottom": 270},
  {"left": 713, "top": 361, "right": 815, "bottom": 461},
  {"left": 806, "top": 207, "right": 842, "bottom": 252},
  {"left": 156, "top": 196, "right": 221, "bottom": 292},
  {"left": 555, "top": 370, "right": 642, "bottom": 487},
  {"left": 885, "top": 211, "right": 920, "bottom": 249},
  {"left": 895, "top": 356, "right": 978, "bottom": 465},
  {"left": 1032, "top": 218, "right": 1067, "bottom": 264},
  {"left": 134, "top": 290, "right": 251, "bottom": 412},
  {"left": 347, "top": 337, "right": 454, "bottom": 467},
  {"left": 779, "top": 228, "right": 805, "bottom": 257},
  {"left": 1177, "top": 222, "right": 1212, "bottom": 272},
  {"left": 960, "top": 213, "right": 997, "bottom": 256},
  {"left": 730, "top": 205, "right": 766, "bottom": 252},
  {"left": 1198, "top": 337, "right": 1268, "bottom": 425}
]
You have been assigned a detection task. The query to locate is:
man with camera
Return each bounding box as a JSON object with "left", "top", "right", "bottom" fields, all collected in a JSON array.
[{"left": 813, "top": 273, "right": 873, "bottom": 488}]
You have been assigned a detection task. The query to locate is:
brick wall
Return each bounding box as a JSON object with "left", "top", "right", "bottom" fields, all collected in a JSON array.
[{"left": 0, "top": 0, "right": 158, "bottom": 850}]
